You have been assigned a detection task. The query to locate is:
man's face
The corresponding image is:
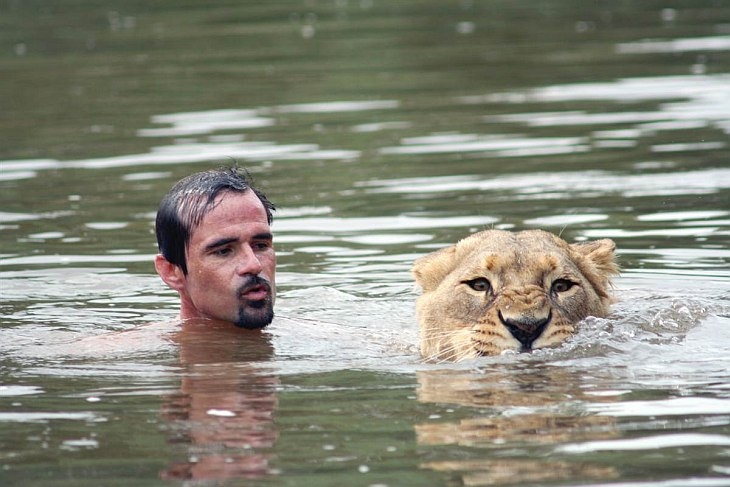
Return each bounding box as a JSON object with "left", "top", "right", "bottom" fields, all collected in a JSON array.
[{"left": 176, "top": 190, "right": 276, "bottom": 328}]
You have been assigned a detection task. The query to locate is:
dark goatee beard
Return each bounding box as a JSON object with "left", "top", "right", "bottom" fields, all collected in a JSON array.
[{"left": 234, "top": 276, "right": 274, "bottom": 330}]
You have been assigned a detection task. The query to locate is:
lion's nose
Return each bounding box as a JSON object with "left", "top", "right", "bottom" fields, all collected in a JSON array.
[{"left": 498, "top": 310, "right": 551, "bottom": 350}]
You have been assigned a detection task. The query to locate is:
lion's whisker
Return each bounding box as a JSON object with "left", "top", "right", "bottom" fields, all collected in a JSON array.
[{"left": 422, "top": 334, "right": 477, "bottom": 363}]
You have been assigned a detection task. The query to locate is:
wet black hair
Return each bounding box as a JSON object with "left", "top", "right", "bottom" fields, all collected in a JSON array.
[{"left": 155, "top": 167, "right": 275, "bottom": 275}]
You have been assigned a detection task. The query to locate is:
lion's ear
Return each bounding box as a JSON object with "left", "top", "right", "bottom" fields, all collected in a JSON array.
[
  {"left": 412, "top": 245, "right": 457, "bottom": 292},
  {"left": 570, "top": 238, "right": 619, "bottom": 277}
]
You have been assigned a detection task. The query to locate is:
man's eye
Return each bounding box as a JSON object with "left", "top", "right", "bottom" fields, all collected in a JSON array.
[
  {"left": 464, "top": 277, "right": 491, "bottom": 293},
  {"left": 213, "top": 247, "right": 233, "bottom": 256}
]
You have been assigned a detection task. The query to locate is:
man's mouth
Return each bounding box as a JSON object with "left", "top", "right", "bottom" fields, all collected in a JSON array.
[
  {"left": 238, "top": 278, "right": 271, "bottom": 302},
  {"left": 241, "top": 285, "right": 269, "bottom": 301}
]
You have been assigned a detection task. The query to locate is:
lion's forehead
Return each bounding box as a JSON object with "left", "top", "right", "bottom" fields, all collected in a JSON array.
[{"left": 456, "top": 247, "right": 580, "bottom": 283}]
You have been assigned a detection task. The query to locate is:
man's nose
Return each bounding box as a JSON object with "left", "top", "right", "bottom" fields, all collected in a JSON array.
[{"left": 236, "top": 246, "right": 263, "bottom": 276}]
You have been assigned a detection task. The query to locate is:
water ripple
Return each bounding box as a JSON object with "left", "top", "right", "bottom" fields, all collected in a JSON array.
[
  {"left": 470, "top": 74, "right": 730, "bottom": 137},
  {"left": 616, "top": 35, "right": 730, "bottom": 54},
  {"left": 359, "top": 168, "right": 730, "bottom": 198},
  {"left": 558, "top": 432, "right": 730, "bottom": 453}
]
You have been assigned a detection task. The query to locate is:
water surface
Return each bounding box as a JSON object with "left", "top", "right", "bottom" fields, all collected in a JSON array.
[{"left": 1, "top": 1, "right": 729, "bottom": 486}]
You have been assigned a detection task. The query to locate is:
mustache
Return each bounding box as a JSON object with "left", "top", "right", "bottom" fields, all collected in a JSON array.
[{"left": 237, "top": 275, "right": 272, "bottom": 295}]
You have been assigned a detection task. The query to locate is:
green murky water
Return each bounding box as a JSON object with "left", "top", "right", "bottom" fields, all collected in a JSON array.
[{"left": 2, "top": 1, "right": 729, "bottom": 485}]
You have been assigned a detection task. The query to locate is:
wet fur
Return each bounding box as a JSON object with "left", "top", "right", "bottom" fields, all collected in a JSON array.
[{"left": 412, "top": 229, "right": 618, "bottom": 361}]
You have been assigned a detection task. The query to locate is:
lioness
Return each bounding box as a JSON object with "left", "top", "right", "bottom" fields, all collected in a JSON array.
[{"left": 413, "top": 229, "right": 618, "bottom": 361}]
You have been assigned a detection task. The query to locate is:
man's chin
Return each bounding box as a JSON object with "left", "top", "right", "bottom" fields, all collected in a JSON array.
[
  {"left": 234, "top": 301, "right": 274, "bottom": 330},
  {"left": 234, "top": 319, "right": 272, "bottom": 330}
]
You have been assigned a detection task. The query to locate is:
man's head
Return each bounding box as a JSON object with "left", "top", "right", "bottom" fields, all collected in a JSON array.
[
  {"left": 154, "top": 167, "right": 276, "bottom": 329},
  {"left": 156, "top": 167, "right": 274, "bottom": 275}
]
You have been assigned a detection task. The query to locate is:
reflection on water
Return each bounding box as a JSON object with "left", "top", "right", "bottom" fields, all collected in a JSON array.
[
  {"left": 160, "top": 323, "right": 279, "bottom": 482},
  {"left": 2, "top": 0, "right": 730, "bottom": 485},
  {"left": 416, "top": 367, "right": 620, "bottom": 485}
]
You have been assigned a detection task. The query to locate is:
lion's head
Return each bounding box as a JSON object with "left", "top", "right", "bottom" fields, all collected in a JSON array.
[{"left": 412, "top": 229, "right": 618, "bottom": 361}]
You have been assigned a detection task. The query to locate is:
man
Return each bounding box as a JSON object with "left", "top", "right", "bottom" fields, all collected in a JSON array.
[{"left": 154, "top": 167, "right": 276, "bottom": 329}]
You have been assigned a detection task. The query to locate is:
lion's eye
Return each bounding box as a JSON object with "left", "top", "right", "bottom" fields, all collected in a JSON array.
[
  {"left": 465, "top": 278, "right": 491, "bottom": 293},
  {"left": 551, "top": 279, "right": 575, "bottom": 293}
]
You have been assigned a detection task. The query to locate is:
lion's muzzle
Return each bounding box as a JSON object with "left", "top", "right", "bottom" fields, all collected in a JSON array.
[{"left": 498, "top": 310, "right": 552, "bottom": 350}]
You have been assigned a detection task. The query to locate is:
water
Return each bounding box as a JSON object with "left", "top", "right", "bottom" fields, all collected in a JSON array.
[{"left": 2, "top": 1, "right": 730, "bottom": 485}]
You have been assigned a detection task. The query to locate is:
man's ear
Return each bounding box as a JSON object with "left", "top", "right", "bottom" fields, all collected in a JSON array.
[{"left": 154, "top": 254, "right": 186, "bottom": 292}]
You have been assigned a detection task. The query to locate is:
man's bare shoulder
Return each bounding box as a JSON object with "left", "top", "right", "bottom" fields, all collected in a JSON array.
[{"left": 61, "top": 321, "right": 180, "bottom": 358}]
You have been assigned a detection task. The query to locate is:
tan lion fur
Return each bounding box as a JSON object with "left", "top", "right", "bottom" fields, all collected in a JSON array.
[{"left": 412, "top": 229, "right": 618, "bottom": 361}]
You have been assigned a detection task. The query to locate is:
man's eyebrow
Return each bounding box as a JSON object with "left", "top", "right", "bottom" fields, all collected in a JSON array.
[
  {"left": 204, "top": 237, "right": 238, "bottom": 251},
  {"left": 252, "top": 232, "right": 273, "bottom": 241},
  {"left": 203, "top": 233, "right": 273, "bottom": 251}
]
